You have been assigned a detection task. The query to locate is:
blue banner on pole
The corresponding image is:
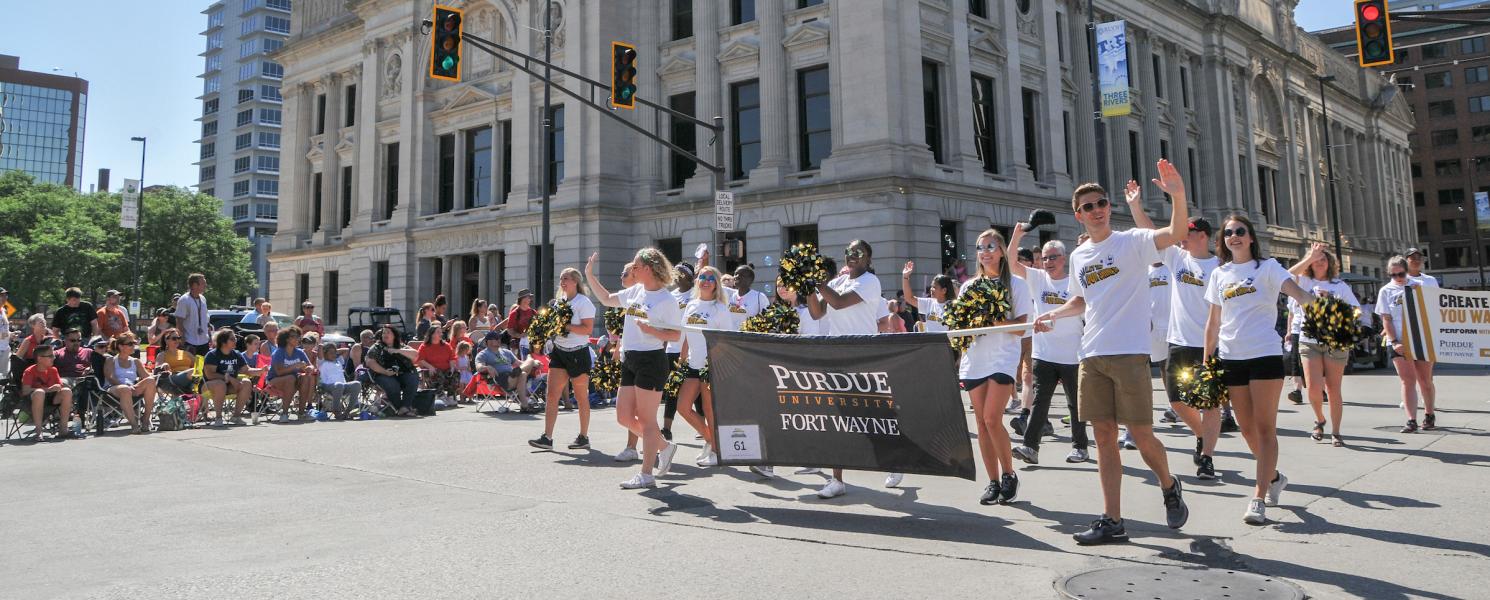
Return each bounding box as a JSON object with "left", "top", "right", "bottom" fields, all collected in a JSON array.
[{"left": 1096, "top": 20, "right": 1131, "bottom": 117}]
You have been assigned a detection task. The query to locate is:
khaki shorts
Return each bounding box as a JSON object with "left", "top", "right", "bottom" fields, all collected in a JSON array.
[
  {"left": 1300, "top": 342, "right": 1349, "bottom": 363},
  {"left": 1078, "top": 354, "right": 1153, "bottom": 426}
]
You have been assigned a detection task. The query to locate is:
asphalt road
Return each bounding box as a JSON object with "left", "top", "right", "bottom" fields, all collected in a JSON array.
[{"left": 3, "top": 365, "right": 1486, "bottom": 599}]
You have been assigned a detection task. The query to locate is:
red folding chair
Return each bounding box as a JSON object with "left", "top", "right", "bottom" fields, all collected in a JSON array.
[
  {"left": 252, "top": 354, "right": 288, "bottom": 423},
  {"left": 469, "top": 373, "right": 514, "bottom": 413}
]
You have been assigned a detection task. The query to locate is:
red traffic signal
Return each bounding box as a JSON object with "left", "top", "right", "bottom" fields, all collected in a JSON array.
[
  {"left": 1354, "top": 0, "right": 1393, "bottom": 68},
  {"left": 430, "top": 5, "right": 463, "bottom": 81}
]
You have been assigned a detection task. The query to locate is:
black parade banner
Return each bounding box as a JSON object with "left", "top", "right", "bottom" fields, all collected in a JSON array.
[{"left": 703, "top": 330, "right": 976, "bottom": 480}]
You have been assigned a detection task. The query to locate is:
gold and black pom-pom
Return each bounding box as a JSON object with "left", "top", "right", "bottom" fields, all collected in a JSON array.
[
  {"left": 742, "top": 302, "right": 801, "bottom": 334},
  {"left": 1177, "top": 356, "right": 1228, "bottom": 410},
  {"left": 527, "top": 300, "right": 574, "bottom": 350},
  {"left": 941, "top": 277, "right": 1013, "bottom": 352},
  {"left": 699, "top": 362, "right": 710, "bottom": 384},
  {"left": 1303, "top": 296, "right": 1365, "bottom": 352},
  {"left": 603, "top": 307, "right": 625, "bottom": 336},
  {"left": 591, "top": 357, "right": 621, "bottom": 394},
  {"left": 662, "top": 358, "right": 687, "bottom": 399},
  {"left": 777, "top": 243, "right": 831, "bottom": 296}
]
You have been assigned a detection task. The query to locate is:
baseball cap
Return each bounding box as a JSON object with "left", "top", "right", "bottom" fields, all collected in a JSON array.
[
  {"left": 1405, "top": 247, "right": 1424, "bottom": 257},
  {"left": 105, "top": 289, "right": 121, "bottom": 297},
  {"left": 483, "top": 330, "right": 503, "bottom": 343},
  {"left": 1187, "top": 217, "right": 1213, "bottom": 235}
]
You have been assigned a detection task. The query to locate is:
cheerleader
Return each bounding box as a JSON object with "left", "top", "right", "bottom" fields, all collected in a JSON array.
[
  {"left": 677, "top": 266, "right": 730, "bottom": 467},
  {"left": 778, "top": 282, "right": 823, "bottom": 335},
  {"left": 1287, "top": 243, "right": 1360, "bottom": 446},
  {"left": 1202, "top": 215, "right": 1318, "bottom": 525},
  {"left": 661, "top": 262, "right": 697, "bottom": 441},
  {"left": 958, "top": 229, "right": 1030, "bottom": 505},
  {"left": 1377, "top": 256, "right": 1435, "bottom": 433},
  {"left": 586, "top": 249, "right": 684, "bottom": 489},
  {"left": 900, "top": 262, "right": 954, "bottom": 333},
  {"left": 529, "top": 267, "right": 598, "bottom": 451}
]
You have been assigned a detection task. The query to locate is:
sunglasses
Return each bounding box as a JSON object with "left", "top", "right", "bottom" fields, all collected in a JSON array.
[
  {"left": 166, "top": 336, "right": 182, "bottom": 341},
  {"left": 974, "top": 243, "right": 1001, "bottom": 252},
  {"left": 1390, "top": 271, "right": 1407, "bottom": 279},
  {"left": 1222, "top": 227, "right": 1249, "bottom": 238},
  {"left": 844, "top": 249, "right": 867, "bottom": 259},
  {"left": 697, "top": 274, "right": 717, "bottom": 283},
  {"left": 1077, "top": 197, "right": 1110, "bottom": 213}
]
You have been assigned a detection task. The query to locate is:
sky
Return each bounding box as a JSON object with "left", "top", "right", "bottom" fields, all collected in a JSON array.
[{"left": 0, "top": 1, "right": 1356, "bottom": 191}]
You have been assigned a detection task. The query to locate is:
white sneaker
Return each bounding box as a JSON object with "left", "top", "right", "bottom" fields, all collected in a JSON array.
[
  {"left": 1265, "top": 471, "right": 1288, "bottom": 507},
  {"left": 696, "top": 453, "right": 718, "bottom": 467},
  {"left": 619, "top": 473, "right": 657, "bottom": 489},
  {"left": 614, "top": 447, "right": 640, "bottom": 462},
  {"left": 794, "top": 467, "right": 823, "bottom": 475},
  {"left": 1119, "top": 431, "right": 1137, "bottom": 450},
  {"left": 817, "top": 478, "right": 847, "bottom": 499},
  {"left": 695, "top": 445, "right": 712, "bottom": 464},
  {"left": 884, "top": 473, "right": 904, "bottom": 488},
  {"left": 1243, "top": 499, "right": 1267, "bottom": 525},
  {"left": 656, "top": 442, "right": 679, "bottom": 475},
  {"left": 1066, "top": 448, "right": 1089, "bottom": 463},
  {"left": 750, "top": 466, "right": 776, "bottom": 478}
]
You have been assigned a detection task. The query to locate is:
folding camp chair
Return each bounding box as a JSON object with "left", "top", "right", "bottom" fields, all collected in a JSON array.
[{"left": 469, "top": 373, "right": 516, "bottom": 414}]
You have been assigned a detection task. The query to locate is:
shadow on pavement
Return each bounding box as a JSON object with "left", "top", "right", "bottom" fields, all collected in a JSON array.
[{"left": 1150, "top": 537, "right": 1460, "bottom": 600}]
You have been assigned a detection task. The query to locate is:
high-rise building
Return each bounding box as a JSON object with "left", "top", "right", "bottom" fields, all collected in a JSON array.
[
  {"left": 197, "top": 0, "right": 292, "bottom": 300},
  {"left": 1316, "top": 2, "right": 1490, "bottom": 288},
  {"left": 0, "top": 54, "right": 88, "bottom": 189}
]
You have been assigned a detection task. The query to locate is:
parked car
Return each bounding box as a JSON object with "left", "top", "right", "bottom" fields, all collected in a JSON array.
[
  {"left": 208, "top": 308, "right": 293, "bottom": 332},
  {"left": 346, "top": 307, "right": 406, "bottom": 341}
]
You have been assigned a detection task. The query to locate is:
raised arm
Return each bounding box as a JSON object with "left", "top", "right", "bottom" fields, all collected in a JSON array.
[
  {"left": 584, "top": 252, "right": 625, "bottom": 308},
  {"left": 1125, "top": 179, "right": 1157, "bottom": 230},
  {"left": 1007, "top": 225, "right": 1035, "bottom": 279},
  {"left": 1289, "top": 243, "right": 1326, "bottom": 277},
  {"left": 901, "top": 262, "right": 922, "bottom": 303},
  {"left": 1149, "top": 159, "right": 1190, "bottom": 250}
]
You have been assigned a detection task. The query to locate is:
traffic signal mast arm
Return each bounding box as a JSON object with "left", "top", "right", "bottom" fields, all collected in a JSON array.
[
  {"left": 449, "top": 27, "right": 726, "bottom": 176},
  {"left": 1390, "top": 8, "right": 1490, "bottom": 26}
]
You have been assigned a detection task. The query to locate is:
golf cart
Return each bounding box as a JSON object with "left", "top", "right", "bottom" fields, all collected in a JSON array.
[{"left": 347, "top": 307, "right": 406, "bottom": 341}]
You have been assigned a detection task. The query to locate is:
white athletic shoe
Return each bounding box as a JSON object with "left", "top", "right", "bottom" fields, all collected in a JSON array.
[
  {"left": 694, "top": 446, "right": 712, "bottom": 464},
  {"left": 1118, "top": 430, "right": 1137, "bottom": 450},
  {"left": 884, "top": 473, "right": 904, "bottom": 488},
  {"left": 1265, "top": 472, "right": 1289, "bottom": 507},
  {"left": 656, "top": 442, "right": 679, "bottom": 475},
  {"left": 614, "top": 447, "right": 640, "bottom": 462},
  {"left": 794, "top": 467, "right": 823, "bottom": 475},
  {"left": 750, "top": 466, "right": 776, "bottom": 478},
  {"left": 1066, "top": 448, "right": 1089, "bottom": 463},
  {"left": 696, "top": 453, "right": 718, "bottom": 467},
  {"left": 817, "top": 478, "right": 847, "bottom": 499},
  {"left": 1243, "top": 499, "right": 1267, "bottom": 525},
  {"left": 620, "top": 473, "right": 657, "bottom": 489}
]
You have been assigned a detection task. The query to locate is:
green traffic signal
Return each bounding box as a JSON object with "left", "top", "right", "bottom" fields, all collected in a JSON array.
[{"left": 430, "top": 6, "right": 463, "bottom": 81}]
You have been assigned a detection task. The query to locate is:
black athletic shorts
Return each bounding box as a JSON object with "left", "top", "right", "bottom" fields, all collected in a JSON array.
[
  {"left": 681, "top": 365, "right": 704, "bottom": 379},
  {"left": 1284, "top": 333, "right": 1303, "bottom": 377},
  {"left": 1220, "top": 355, "right": 1286, "bottom": 387},
  {"left": 548, "top": 346, "right": 592, "bottom": 378},
  {"left": 1164, "top": 344, "right": 1205, "bottom": 405},
  {"left": 621, "top": 349, "right": 670, "bottom": 392},
  {"left": 960, "top": 372, "right": 1015, "bottom": 391}
]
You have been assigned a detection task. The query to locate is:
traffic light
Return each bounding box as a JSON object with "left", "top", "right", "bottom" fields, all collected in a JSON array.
[
  {"left": 430, "top": 6, "right": 463, "bottom": 81},
  {"left": 610, "top": 41, "right": 638, "bottom": 110},
  {"left": 1355, "top": 0, "right": 1394, "bottom": 68}
]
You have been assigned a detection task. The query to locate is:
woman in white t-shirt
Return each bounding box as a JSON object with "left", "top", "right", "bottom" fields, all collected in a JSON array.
[
  {"left": 1202, "top": 215, "right": 1317, "bottom": 525},
  {"left": 529, "top": 267, "right": 598, "bottom": 452},
  {"left": 960, "top": 229, "right": 1031, "bottom": 507},
  {"left": 900, "top": 261, "right": 955, "bottom": 333},
  {"left": 1376, "top": 255, "right": 1436, "bottom": 434},
  {"left": 1286, "top": 242, "right": 1361, "bottom": 446},
  {"left": 776, "top": 281, "right": 823, "bottom": 335},
  {"left": 586, "top": 249, "right": 684, "bottom": 490},
  {"left": 675, "top": 266, "right": 730, "bottom": 467}
]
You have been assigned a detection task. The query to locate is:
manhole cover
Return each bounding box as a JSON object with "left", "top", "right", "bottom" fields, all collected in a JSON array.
[{"left": 1057, "top": 566, "right": 1304, "bottom": 600}]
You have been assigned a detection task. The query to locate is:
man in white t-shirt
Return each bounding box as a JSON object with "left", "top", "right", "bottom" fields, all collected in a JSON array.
[
  {"left": 1007, "top": 226, "right": 1087, "bottom": 465},
  {"left": 174, "top": 273, "right": 211, "bottom": 355},
  {"left": 1404, "top": 248, "right": 1439, "bottom": 287},
  {"left": 1034, "top": 161, "right": 1191, "bottom": 546}
]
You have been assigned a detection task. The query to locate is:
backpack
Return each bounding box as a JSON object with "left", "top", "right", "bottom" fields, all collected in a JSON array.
[{"left": 156, "top": 395, "right": 190, "bottom": 431}]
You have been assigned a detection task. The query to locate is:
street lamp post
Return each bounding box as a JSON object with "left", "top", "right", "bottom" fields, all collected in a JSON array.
[
  {"left": 130, "top": 136, "right": 146, "bottom": 306},
  {"left": 1317, "top": 75, "right": 1346, "bottom": 266}
]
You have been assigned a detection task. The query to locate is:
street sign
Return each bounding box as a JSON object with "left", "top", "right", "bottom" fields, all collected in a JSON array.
[
  {"left": 714, "top": 191, "right": 735, "bottom": 232},
  {"left": 121, "top": 178, "right": 140, "bottom": 229},
  {"left": 129, "top": 300, "right": 140, "bottom": 316},
  {"left": 716, "top": 212, "right": 736, "bottom": 232}
]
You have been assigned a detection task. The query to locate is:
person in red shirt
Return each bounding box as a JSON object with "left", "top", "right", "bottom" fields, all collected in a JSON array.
[
  {"left": 96, "top": 290, "right": 131, "bottom": 340},
  {"left": 21, "top": 345, "right": 75, "bottom": 441},
  {"left": 504, "top": 289, "right": 536, "bottom": 354},
  {"left": 416, "top": 324, "right": 460, "bottom": 398},
  {"left": 294, "top": 301, "right": 325, "bottom": 336}
]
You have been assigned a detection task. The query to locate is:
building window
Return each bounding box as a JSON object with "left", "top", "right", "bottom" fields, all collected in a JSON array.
[
  {"left": 264, "top": 38, "right": 284, "bottom": 53},
  {"left": 731, "top": 0, "right": 755, "bottom": 24},
  {"left": 237, "top": 88, "right": 254, "bottom": 104},
  {"left": 1415, "top": 192, "right": 1425, "bottom": 207},
  {"left": 1431, "top": 129, "right": 1459, "bottom": 147},
  {"left": 1439, "top": 189, "right": 1466, "bottom": 205},
  {"left": 257, "top": 155, "right": 279, "bottom": 172},
  {"left": 344, "top": 84, "right": 356, "bottom": 127},
  {"left": 265, "top": 15, "right": 290, "bottom": 34},
  {"left": 922, "top": 61, "right": 945, "bottom": 164},
  {"left": 236, "top": 109, "right": 253, "bottom": 126},
  {"left": 257, "top": 132, "right": 280, "bottom": 148},
  {"left": 316, "top": 94, "right": 326, "bottom": 134},
  {"left": 1187, "top": 148, "right": 1199, "bottom": 200},
  {"left": 1445, "top": 246, "right": 1470, "bottom": 267},
  {"left": 1128, "top": 131, "right": 1142, "bottom": 185},
  {"left": 233, "top": 180, "right": 250, "bottom": 197},
  {"left": 1412, "top": 163, "right": 1422, "bottom": 178},
  {"left": 500, "top": 120, "right": 512, "bottom": 201},
  {"left": 1176, "top": 66, "right": 1188, "bottom": 106},
  {"left": 234, "top": 156, "right": 252, "bottom": 173},
  {"left": 466, "top": 126, "right": 493, "bottom": 208},
  {"left": 1152, "top": 54, "right": 1165, "bottom": 98},
  {"left": 1443, "top": 220, "right": 1461, "bottom": 236},
  {"left": 1463, "top": 36, "right": 1487, "bottom": 55},
  {"left": 201, "top": 165, "right": 216, "bottom": 181},
  {"left": 208, "top": 10, "right": 223, "bottom": 28},
  {"left": 1436, "top": 159, "right": 1462, "bottom": 176},
  {"left": 201, "top": 143, "right": 216, "bottom": 159},
  {"left": 233, "top": 204, "right": 250, "bottom": 220},
  {"left": 235, "top": 132, "right": 253, "bottom": 150},
  {"left": 1468, "top": 66, "right": 1490, "bottom": 85},
  {"left": 312, "top": 172, "right": 323, "bottom": 231},
  {"left": 1021, "top": 88, "right": 1040, "bottom": 180},
  {"left": 1063, "top": 111, "right": 1074, "bottom": 175},
  {"left": 296, "top": 274, "right": 309, "bottom": 307},
  {"left": 547, "top": 105, "right": 565, "bottom": 194},
  {"left": 202, "top": 120, "right": 218, "bottom": 137},
  {"left": 261, "top": 61, "right": 283, "bottom": 79},
  {"left": 798, "top": 66, "right": 832, "bottom": 171},
  {"left": 438, "top": 133, "right": 455, "bottom": 213},
  {"left": 671, "top": 0, "right": 693, "bottom": 40},
  {"left": 204, "top": 98, "right": 219, "bottom": 116},
  {"left": 256, "top": 202, "right": 277, "bottom": 219},
  {"left": 972, "top": 74, "right": 998, "bottom": 174},
  {"left": 668, "top": 92, "right": 697, "bottom": 189},
  {"left": 1471, "top": 95, "right": 1490, "bottom": 113},
  {"left": 325, "top": 271, "right": 339, "bottom": 325},
  {"left": 1426, "top": 71, "right": 1452, "bottom": 89},
  {"left": 238, "top": 40, "right": 257, "bottom": 59},
  {"left": 1423, "top": 42, "right": 1449, "bottom": 59},
  {"left": 373, "top": 261, "right": 390, "bottom": 307},
  {"left": 340, "top": 165, "right": 352, "bottom": 228},
  {"left": 656, "top": 238, "right": 683, "bottom": 265},
  {"left": 798, "top": 0, "right": 824, "bottom": 8},
  {"left": 969, "top": 0, "right": 988, "bottom": 18},
  {"left": 731, "top": 80, "right": 761, "bottom": 179},
  {"left": 260, "top": 84, "right": 282, "bottom": 101},
  {"left": 1056, "top": 12, "right": 1068, "bottom": 63},
  {"left": 267, "top": 0, "right": 292, "bottom": 11},
  {"left": 383, "top": 142, "right": 399, "bottom": 220},
  {"left": 1428, "top": 100, "right": 1456, "bottom": 118},
  {"left": 1417, "top": 221, "right": 1428, "bottom": 237},
  {"left": 207, "top": 31, "right": 223, "bottom": 50},
  {"left": 258, "top": 108, "right": 281, "bottom": 125},
  {"left": 256, "top": 178, "right": 279, "bottom": 197},
  {"left": 787, "top": 224, "right": 819, "bottom": 249}
]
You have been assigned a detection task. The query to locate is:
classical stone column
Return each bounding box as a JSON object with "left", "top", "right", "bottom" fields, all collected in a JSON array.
[
  {"left": 274, "top": 81, "right": 309, "bottom": 248},
  {"left": 749, "top": 0, "right": 788, "bottom": 186},
  {"left": 319, "top": 73, "right": 343, "bottom": 234},
  {"left": 685, "top": 0, "right": 722, "bottom": 194}
]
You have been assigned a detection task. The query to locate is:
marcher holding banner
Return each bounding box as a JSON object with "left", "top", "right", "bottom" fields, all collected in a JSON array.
[
  {"left": 585, "top": 249, "right": 684, "bottom": 490},
  {"left": 1035, "top": 160, "right": 1191, "bottom": 546},
  {"left": 1287, "top": 243, "right": 1360, "bottom": 447},
  {"left": 677, "top": 266, "right": 730, "bottom": 467},
  {"left": 1377, "top": 256, "right": 1438, "bottom": 433},
  {"left": 1006, "top": 225, "right": 1088, "bottom": 466},
  {"left": 959, "top": 229, "right": 1030, "bottom": 505},
  {"left": 660, "top": 262, "right": 697, "bottom": 442},
  {"left": 1202, "top": 215, "right": 1320, "bottom": 526}
]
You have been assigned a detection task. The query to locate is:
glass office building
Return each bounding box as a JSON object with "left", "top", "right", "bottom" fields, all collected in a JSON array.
[{"left": 0, "top": 55, "right": 88, "bottom": 189}]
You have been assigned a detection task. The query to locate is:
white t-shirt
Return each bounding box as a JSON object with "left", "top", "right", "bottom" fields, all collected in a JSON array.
[
  {"left": 1162, "top": 247, "right": 1221, "bottom": 348},
  {"left": 1409, "top": 273, "right": 1438, "bottom": 288},
  {"left": 1374, "top": 282, "right": 1409, "bottom": 342},
  {"left": 876, "top": 297, "right": 891, "bottom": 325},
  {"left": 724, "top": 288, "right": 767, "bottom": 330},
  {"left": 915, "top": 297, "right": 948, "bottom": 333},
  {"left": 958, "top": 276, "right": 1031, "bottom": 379},
  {"left": 681, "top": 298, "right": 730, "bottom": 370},
  {"left": 555, "top": 293, "right": 597, "bottom": 351},
  {"left": 1067, "top": 228, "right": 1162, "bottom": 360},
  {"left": 174, "top": 292, "right": 212, "bottom": 346},
  {"left": 665, "top": 288, "right": 692, "bottom": 354},
  {"left": 618, "top": 284, "right": 683, "bottom": 352},
  {"left": 796, "top": 305, "right": 823, "bottom": 335},
  {"left": 1203, "top": 259, "right": 1292, "bottom": 360},
  {"left": 1289, "top": 276, "right": 1360, "bottom": 344},
  {"left": 1149, "top": 265, "right": 1172, "bottom": 362},
  {"left": 823, "top": 272, "right": 882, "bottom": 336},
  {"left": 1025, "top": 269, "right": 1079, "bottom": 365}
]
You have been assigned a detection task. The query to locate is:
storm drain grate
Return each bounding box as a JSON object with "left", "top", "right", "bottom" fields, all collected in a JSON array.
[{"left": 1056, "top": 566, "right": 1305, "bottom": 600}]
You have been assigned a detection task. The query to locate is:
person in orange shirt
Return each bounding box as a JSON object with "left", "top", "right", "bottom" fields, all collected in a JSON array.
[{"left": 97, "top": 290, "right": 131, "bottom": 340}]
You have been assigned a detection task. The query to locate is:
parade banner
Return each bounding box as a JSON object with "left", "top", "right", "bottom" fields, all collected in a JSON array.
[
  {"left": 704, "top": 330, "right": 976, "bottom": 480},
  {"left": 1402, "top": 286, "right": 1490, "bottom": 365},
  {"left": 1096, "top": 20, "right": 1131, "bottom": 117},
  {"left": 1476, "top": 191, "right": 1489, "bottom": 233}
]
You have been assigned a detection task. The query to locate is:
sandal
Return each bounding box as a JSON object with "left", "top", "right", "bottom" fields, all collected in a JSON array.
[
  {"left": 1331, "top": 434, "right": 1345, "bottom": 447},
  {"left": 1311, "top": 421, "right": 1325, "bottom": 442}
]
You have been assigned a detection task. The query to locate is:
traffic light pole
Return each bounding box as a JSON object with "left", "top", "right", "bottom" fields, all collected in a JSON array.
[
  {"left": 1318, "top": 75, "right": 1346, "bottom": 265},
  {"left": 539, "top": 5, "right": 553, "bottom": 306},
  {"left": 1085, "top": 1, "right": 1110, "bottom": 192}
]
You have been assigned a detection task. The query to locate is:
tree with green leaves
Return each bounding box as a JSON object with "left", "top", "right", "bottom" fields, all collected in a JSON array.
[{"left": 0, "top": 171, "right": 256, "bottom": 316}]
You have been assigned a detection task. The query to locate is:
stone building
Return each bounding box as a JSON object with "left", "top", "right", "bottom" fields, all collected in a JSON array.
[{"left": 268, "top": 0, "right": 1415, "bottom": 327}]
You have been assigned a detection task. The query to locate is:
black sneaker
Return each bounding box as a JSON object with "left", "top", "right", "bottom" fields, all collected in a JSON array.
[
  {"left": 528, "top": 434, "right": 554, "bottom": 450},
  {"left": 1197, "top": 455, "right": 1216, "bottom": 480},
  {"left": 660, "top": 428, "right": 673, "bottom": 442},
  {"left": 1423, "top": 413, "right": 1436, "bottom": 430},
  {"left": 1162, "top": 477, "right": 1189, "bottom": 529},
  {"left": 1221, "top": 414, "right": 1239, "bottom": 433},
  {"left": 978, "top": 480, "right": 1002, "bottom": 505},
  {"left": 1401, "top": 419, "right": 1418, "bottom": 433},
  {"left": 1288, "top": 389, "right": 1303, "bottom": 405},
  {"left": 567, "top": 434, "right": 590, "bottom": 450},
  {"left": 1073, "top": 516, "right": 1128, "bottom": 545},
  {"left": 998, "top": 473, "right": 1020, "bottom": 504},
  {"left": 1042, "top": 420, "right": 1056, "bottom": 438},
  {"left": 1009, "top": 414, "right": 1027, "bottom": 436},
  {"left": 1193, "top": 437, "right": 1204, "bottom": 466},
  {"left": 1160, "top": 408, "right": 1180, "bottom": 423}
]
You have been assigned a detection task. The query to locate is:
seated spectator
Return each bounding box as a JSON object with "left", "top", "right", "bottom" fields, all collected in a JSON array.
[
  {"left": 146, "top": 308, "right": 171, "bottom": 347},
  {"left": 241, "top": 334, "right": 262, "bottom": 365},
  {"left": 259, "top": 322, "right": 280, "bottom": 359},
  {"left": 300, "top": 331, "right": 321, "bottom": 358},
  {"left": 268, "top": 326, "right": 318, "bottom": 423},
  {"left": 295, "top": 301, "right": 324, "bottom": 336},
  {"left": 53, "top": 330, "right": 93, "bottom": 387},
  {"left": 455, "top": 340, "right": 474, "bottom": 388},
  {"left": 0, "top": 322, "right": 13, "bottom": 382},
  {"left": 240, "top": 298, "right": 270, "bottom": 325},
  {"left": 153, "top": 329, "right": 197, "bottom": 396},
  {"left": 468, "top": 298, "right": 494, "bottom": 333},
  {"left": 21, "top": 345, "right": 76, "bottom": 441},
  {"left": 17, "top": 313, "right": 52, "bottom": 362},
  {"left": 367, "top": 325, "right": 419, "bottom": 417},
  {"left": 415, "top": 302, "right": 436, "bottom": 340},
  {"left": 105, "top": 332, "right": 156, "bottom": 434},
  {"left": 203, "top": 328, "right": 261, "bottom": 426},
  {"left": 416, "top": 323, "right": 460, "bottom": 398},
  {"left": 448, "top": 320, "right": 474, "bottom": 353},
  {"left": 317, "top": 342, "right": 361, "bottom": 419},
  {"left": 52, "top": 287, "right": 98, "bottom": 339},
  {"left": 97, "top": 290, "right": 130, "bottom": 340},
  {"left": 465, "top": 331, "right": 536, "bottom": 409}
]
